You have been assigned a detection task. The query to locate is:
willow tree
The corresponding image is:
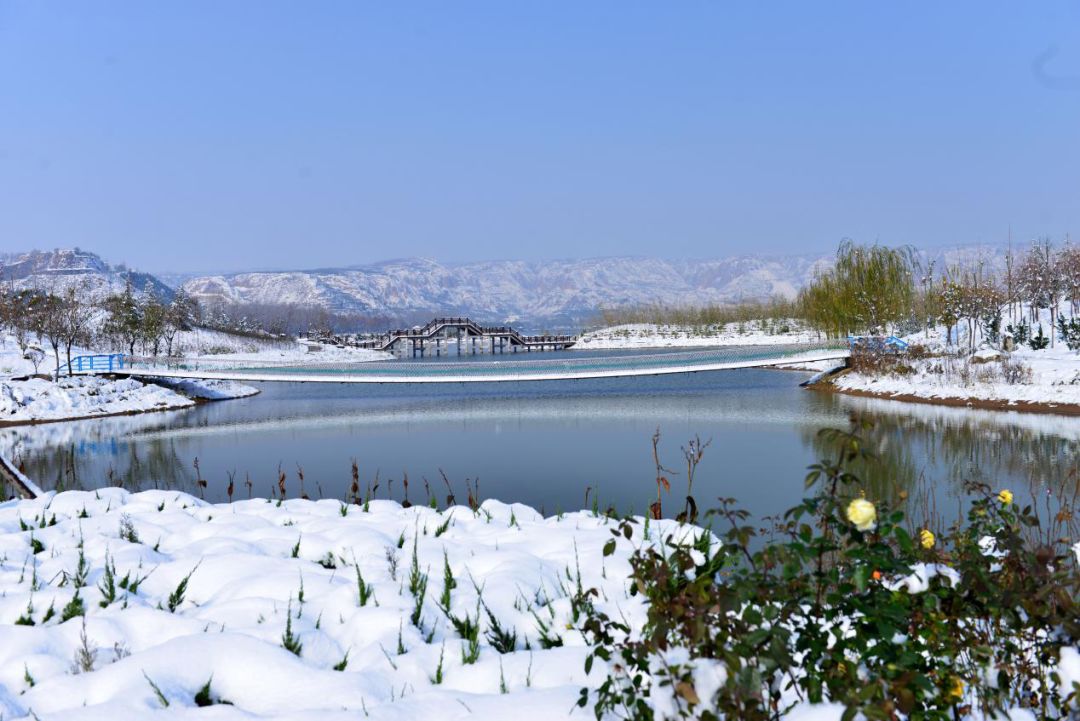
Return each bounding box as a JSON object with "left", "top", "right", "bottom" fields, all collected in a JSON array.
[{"left": 799, "top": 240, "right": 915, "bottom": 337}]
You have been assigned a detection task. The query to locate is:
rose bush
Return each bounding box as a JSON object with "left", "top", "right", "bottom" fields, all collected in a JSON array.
[{"left": 579, "top": 428, "right": 1080, "bottom": 720}]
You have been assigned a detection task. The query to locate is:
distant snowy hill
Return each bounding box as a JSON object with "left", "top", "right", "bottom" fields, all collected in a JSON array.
[
  {"left": 181, "top": 255, "right": 835, "bottom": 328},
  {"left": 0, "top": 249, "right": 172, "bottom": 300},
  {"left": 3, "top": 244, "right": 1020, "bottom": 330}
]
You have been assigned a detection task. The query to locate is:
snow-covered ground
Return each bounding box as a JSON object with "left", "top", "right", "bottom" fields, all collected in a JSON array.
[
  {"left": 0, "top": 490, "right": 1071, "bottom": 720},
  {"left": 0, "top": 489, "right": 659, "bottom": 720},
  {"left": 0, "top": 377, "right": 196, "bottom": 424},
  {"left": 175, "top": 328, "right": 391, "bottom": 364},
  {"left": 830, "top": 305, "right": 1080, "bottom": 410},
  {"left": 0, "top": 337, "right": 81, "bottom": 380},
  {"left": 575, "top": 320, "right": 821, "bottom": 350},
  {"left": 0, "top": 336, "right": 259, "bottom": 424},
  {"left": 143, "top": 377, "right": 260, "bottom": 401},
  {"left": 832, "top": 347, "right": 1080, "bottom": 408},
  {"left": 0, "top": 376, "right": 262, "bottom": 425}
]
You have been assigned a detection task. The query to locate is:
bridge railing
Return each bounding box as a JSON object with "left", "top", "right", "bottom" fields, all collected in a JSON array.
[
  {"left": 366, "top": 318, "right": 576, "bottom": 350},
  {"left": 67, "top": 354, "right": 127, "bottom": 374}
]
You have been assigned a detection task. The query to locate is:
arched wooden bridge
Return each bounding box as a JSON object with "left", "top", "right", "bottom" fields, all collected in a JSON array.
[
  {"left": 67, "top": 343, "right": 849, "bottom": 384},
  {"left": 351, "top": 317, "right": 576, "bottom": 355}
]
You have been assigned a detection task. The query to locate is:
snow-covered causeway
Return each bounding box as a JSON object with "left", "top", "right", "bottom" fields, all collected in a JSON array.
[{"left": 85, "top": 344, "right": 848, "bottom": 384}]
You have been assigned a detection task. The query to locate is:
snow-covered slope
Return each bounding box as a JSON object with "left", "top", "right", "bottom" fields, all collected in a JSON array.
[
  {"left": 0, "top": 249, "right": 172, "bottom": 300},
  {"left": 0, "top": 490, "right": 664, "bottom": 720},
  {"left": 181, "top": 255, "right": 833, "bottom": 328},
  {"left": 0, "top": 376, "right": 195, "bottom": 423}
]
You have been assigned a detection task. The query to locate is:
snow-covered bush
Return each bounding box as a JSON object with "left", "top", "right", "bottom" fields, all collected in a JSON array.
[
  {"left": 999, "top": 355, "right": 1033, "bottom": 385},
  {"left": 1006, "top": 321, "right": 1030, "bottom": 347},
  {"left": 580, "top": 428, "right": 1080, "bottom": 720},
  {"left": 1029, "top": 324, "right": 1050, "bottom": 350},
  {"left": 1057, "top": 316, "right": 1080, "bottom": 351}
]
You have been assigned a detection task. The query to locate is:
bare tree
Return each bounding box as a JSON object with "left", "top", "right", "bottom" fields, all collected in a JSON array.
[
  {"left": 163, "top": 288, "right": 197, "bottom": 356},
  {"left": 1058, "top": 242, "right": 1080, "bottom": 316},
  {"left": 0, "top": 283, "right": 11, "bottom": 346},
  {"left": 140, "top": 296, "right": 167, "bottom": 357},
  {"left": 936, "top": 273, "right": 964, "bottom": 347},
  {"left": 103, "top": 281, "right": 142, "bottom": 356},
  {"left": 33, "top": 292, "right": 66, "bottom": 378},
  {"left": 59, "top": 283, "right": 98, "bottom": 373},
  {"left": 1003, "top": 244, "right": 1018, "bottom": 321},
  {"left": 1019, "top": 239, "right": 1063, "bottom": 347}
]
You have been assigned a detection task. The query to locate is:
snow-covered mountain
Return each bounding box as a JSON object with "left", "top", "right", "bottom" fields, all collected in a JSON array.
[
  {"left": 5, "top": 245, "right": 1021, "bottom": 330},
  {"left": 180, "top": 255, "right": 834, "bottom": 328},
  {"left": 0, "top": 249, "right": 172, "bottom": 300}
]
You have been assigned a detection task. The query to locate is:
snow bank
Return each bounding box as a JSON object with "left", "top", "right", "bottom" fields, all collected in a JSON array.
[
  {"left": 0, "top": 377, "right": 195, "bottom": 424},
  {"left": 0, "top": 491, "right": 1063, "bottom": 719},
  {"left": 145, "top": 377, "right": 260, "bottom": 400},
  {"left": 833, "top": 347, "right": 1080, "bottom": 408},
  {"left": 576, "top": 321, "right": 821, "bottom": 350},
  {"left": 827, "top": 299, "right": 1080, "bottom": 410},
  {"left": 0, "top": 334, "right": 262, "bottom": 423},
  {"left": 0, "top": 342, "right": 38, "bottom": 379},
  {"left": 0, "top": 490, "right": 669, "bottom": 720},
  {"left": 177, "top": 328, "right": 392, "bottom": 364}
]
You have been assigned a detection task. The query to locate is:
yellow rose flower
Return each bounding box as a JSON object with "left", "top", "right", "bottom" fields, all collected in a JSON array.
[
  {"left": 919, "top": 529, "right": 935, "bottom": 549},
  {"left": 945, "top": 676, "right": 964, "bottom": 702},
  {"left": 845, "top": 498, "right": 876, "bottom": 531},
  {"left": 998, "top": 489, "right": 1014, "bottom": 506}
]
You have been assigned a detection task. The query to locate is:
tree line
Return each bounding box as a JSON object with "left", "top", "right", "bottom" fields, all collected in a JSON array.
[
  {"left": 0, "top": 279, "right": 197, "bottom": 377},
  {"left": 799, "top": 237, "right": 1080, "bottom": 351},
  {"left": 0, "top": 274, "right": 395, "bottom": 378},
  {"left": 597, "top": 238, "right": 1080, "bottom": 353}
]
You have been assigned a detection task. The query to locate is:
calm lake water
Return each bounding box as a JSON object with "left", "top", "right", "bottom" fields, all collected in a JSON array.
[{"left": 5, "top": 353, "right": 1080, "bottom": 523}]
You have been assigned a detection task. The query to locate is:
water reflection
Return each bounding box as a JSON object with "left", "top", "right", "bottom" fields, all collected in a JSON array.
[
  {"left": 2, "top": 411, "right": 199, "bottom": 496},
  {"left": 5, "top": 371, "right": 1080, "bottom": 521},
  {"left": 820, "top": 395, "right": 1080, "bottom": 524}
]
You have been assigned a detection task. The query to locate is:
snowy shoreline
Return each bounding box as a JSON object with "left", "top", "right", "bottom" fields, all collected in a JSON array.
[
  {"left": 574, "top": 320, "right": 821, "bottom": 350},
  {"left": 0, "top": 376, "right": 260, "bottom": 427},
  {"left": 820, "top": 377, "right": 1080, "bottom": 416},
  {"left": 817, "top": 309, "right": 1080, "bottom": 415},
  {"left": 819, "top": 349, "right": 1080, "bottom": 415}
]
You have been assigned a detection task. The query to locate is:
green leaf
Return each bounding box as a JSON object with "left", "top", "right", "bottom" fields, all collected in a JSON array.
[
  {"left": 853, "top": 565, "right": 869, "bottom": 593},
  {"left": 894, "top": 526, "right": 913, "bottom": 555}
]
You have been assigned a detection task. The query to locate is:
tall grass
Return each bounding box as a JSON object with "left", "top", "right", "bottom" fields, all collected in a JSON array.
[{"left": 594, "top": 296, "right": 804, "bottom": 329}]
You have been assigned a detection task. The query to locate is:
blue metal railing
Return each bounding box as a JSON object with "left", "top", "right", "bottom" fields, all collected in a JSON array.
[{"left": 68, "top": 354, "right": 126, "bottom": 374}]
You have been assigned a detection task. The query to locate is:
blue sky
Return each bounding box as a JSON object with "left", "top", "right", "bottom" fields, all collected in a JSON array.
[{"left": 1, "top": 2, "right": 1078, "bottom": 273}]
